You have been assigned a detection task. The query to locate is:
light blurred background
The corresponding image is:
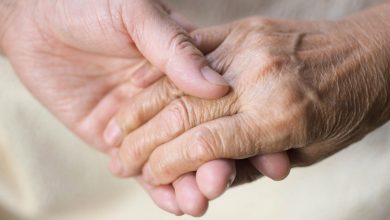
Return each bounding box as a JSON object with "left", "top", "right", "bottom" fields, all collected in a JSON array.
[{"left": 0, "top": 0, "right": 389, "bottom": 219}]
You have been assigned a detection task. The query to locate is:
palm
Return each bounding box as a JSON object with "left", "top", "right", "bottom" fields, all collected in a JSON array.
[
  {"left": 5, "top": 0, "right": 149, "bottom": 149},
  {"left": 1, "top": 1, "right": 293, "bottom": 215}
]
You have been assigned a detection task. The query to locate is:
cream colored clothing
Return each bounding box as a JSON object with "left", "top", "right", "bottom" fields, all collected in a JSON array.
[{"left": 1, "top": 0, "right": 389, "bottom": 219}]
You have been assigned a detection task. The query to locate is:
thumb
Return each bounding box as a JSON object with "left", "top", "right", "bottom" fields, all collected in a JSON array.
[{"left": 125, "top": 0, "right": 229, "bottom": 99}]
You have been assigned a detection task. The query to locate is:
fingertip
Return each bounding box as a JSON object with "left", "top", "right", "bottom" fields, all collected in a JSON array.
[
  {"left": 196, "top": 160, "right": 236, "bottom": 200},
  {"left": 198, "top": 65, "right": 231, "bottom": 99},
  {"left": 137, "top": 178, "right": 184, "bottom": 216},
  {"left": 168, "top": 64, "right": 230, "bottom": 100},
  {"left": 108, "top": 149, "right": 123, "bottom": 177},
  {"left": 250, "top": 153, "right": 291, "bottom": 181},
  {"left": 173, "top": 173, "right": 209, "bottom": 217},
  {"left": 117, "top": 146, "right": 143, "bottom": 178},
  {"left": 154, "top": 185, "right": 184, "bottom": 216},
  {"left": 200, "top": 66, "right": 229, "bottom": 86}
]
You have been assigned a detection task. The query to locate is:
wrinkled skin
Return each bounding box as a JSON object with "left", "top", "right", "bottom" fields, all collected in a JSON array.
[
  {"left": 110, "top": 5, "right": 390, "bottom": 186},
  {"left": 0, "top": 0, "right": 289, "bottom": 216},
  {"left": 2, "top": 0, "right": 389, "bottom": 217}
]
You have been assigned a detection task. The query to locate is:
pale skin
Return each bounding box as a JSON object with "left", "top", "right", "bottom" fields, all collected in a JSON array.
[
  {"left": 0, "top": 0, "right": 290, "bottom": 217},
  {"left": 110, "top": 2, "right": 390, "bottom": 194}
]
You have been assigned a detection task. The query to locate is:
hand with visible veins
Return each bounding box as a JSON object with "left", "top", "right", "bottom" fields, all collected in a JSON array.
[
  {"left": 109, "top": 4, "right": 390, "bottom": 188},
  {"left": 0, "top": 0, "right": 289, "bottom": 216}
]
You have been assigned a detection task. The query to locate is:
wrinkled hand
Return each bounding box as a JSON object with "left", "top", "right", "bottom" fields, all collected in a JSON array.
[{"left": 109, "top": 6, "right": 390, "bottom": 186}]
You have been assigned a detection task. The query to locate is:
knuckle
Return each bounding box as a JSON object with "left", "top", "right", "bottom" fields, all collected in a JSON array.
[
  {"left": 186, "top": 126, "right": 218, "bottom": 163},
  {"left": 166, "top": 31, "right": 204, "bottom": 69},
  {"left": 122, "top": 142, "right": 144, "bottom": 173},
  {"left": 153, "top": 162, "right": 174, "bottom": 182},
  {"left": 148, "top": 149, "right": 177, "bottom": 182},
  {"left": 168, "top": 31, "right": 199, "bottom": 56},
  {"left": 123, "top": 108, "right": 144, "bottom": 131},
  {"left": 164, "top": 99, "right": 190, "bottom": 134},
  {"left": 169, "top": 31, "right": 192, "bottom": 50}
]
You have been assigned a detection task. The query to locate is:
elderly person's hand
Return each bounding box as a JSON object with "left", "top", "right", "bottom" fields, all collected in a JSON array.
[{"left": 108, "top": 4, "right": 390, "bottom": 186}]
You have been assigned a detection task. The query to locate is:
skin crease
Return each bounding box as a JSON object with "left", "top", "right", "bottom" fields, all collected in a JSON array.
[
  {"left": 0, "top": 0, "right": 290, "bottom": 216},
  {"left": 110, "top": 4, "right": 390, "bottom": 186}
]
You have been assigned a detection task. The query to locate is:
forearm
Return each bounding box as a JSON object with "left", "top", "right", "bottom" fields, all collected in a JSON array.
[{"left": 0, "top": 0, "right": 18, "bottom": 55}]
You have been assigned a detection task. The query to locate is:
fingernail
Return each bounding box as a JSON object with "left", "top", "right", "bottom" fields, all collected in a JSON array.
[
  {"left": 143, "top": 164, "right": 154, "bottom": 184},
  {"left": 109, "top": 149, "right": 123, "bottom": 176},
  {"left": 104, "top": 120, "right": 123, "bottom": 147},
  {"left": 201, "top": 66, "right": 229, "bottom": 86}
]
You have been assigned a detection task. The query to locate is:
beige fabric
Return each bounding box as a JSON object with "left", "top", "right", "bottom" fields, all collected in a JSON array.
[{"left": 1, "top": 0, "right": 389, "bottom": 219}]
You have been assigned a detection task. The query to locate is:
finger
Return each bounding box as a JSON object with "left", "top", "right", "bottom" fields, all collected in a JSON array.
[
  {"left": 136, "top": 177, "right": 183, "bottom": 216},
  {"left": 231, "top": 159, "right": 263, "bottom": 187},
  {"left": 79, "top": 80, "right": 143, "bottom": 152},
  {"left": 103, "top": 78, "right": 183, "bottom": 148},
  {"left": 143, "top": 114, "right": 289, "bottom": 185},
  {"left": 196, "top": 159, "right": 236, "bottom": 200},
  {"left": 125, "top": 0, "right": 229, "bottom": 99},
  {"left": 116, "top": 93, "right": 237, "bottom": 177},
  {"left": 110, "top": 148, "right": 181, "bottom": 215},
  {"left": 130, "top": 63, "right": 165, "bottom": 88},
  {"left": 173, "top": 173, "right": 208, "bottom": 217},
  {"left": 208, "top": 154, "right": 289, "bottom": 188},
  {"left": 249, "top": 152, "right": 291, "bottom": 181},
  {"left": 191, "top": 24, "right": 232, "bottom": 54},
  {"left": 130, "top": 12, "right": 196, "bottom": 88}
]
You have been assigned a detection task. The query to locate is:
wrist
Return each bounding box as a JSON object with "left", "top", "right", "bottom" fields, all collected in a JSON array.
[
  {"left": 0, "top": 0, "right": 19, "bottom": 55},
  {"left": 340, "top": 3, "right": 390, "bottom": 125},
  {"left": 342, "top": 4, "right": 390, "bottom": 55}
]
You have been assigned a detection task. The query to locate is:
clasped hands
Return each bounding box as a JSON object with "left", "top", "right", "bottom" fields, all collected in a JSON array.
[
  {"left": 1, "top": 0, "right": 389, "bottom": 217},
  {"left": 105, "top": 11, "right": 390, "bottom": 216},
  {"left": 106, "top": 13, "right": 390, "bottom": 216}
]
